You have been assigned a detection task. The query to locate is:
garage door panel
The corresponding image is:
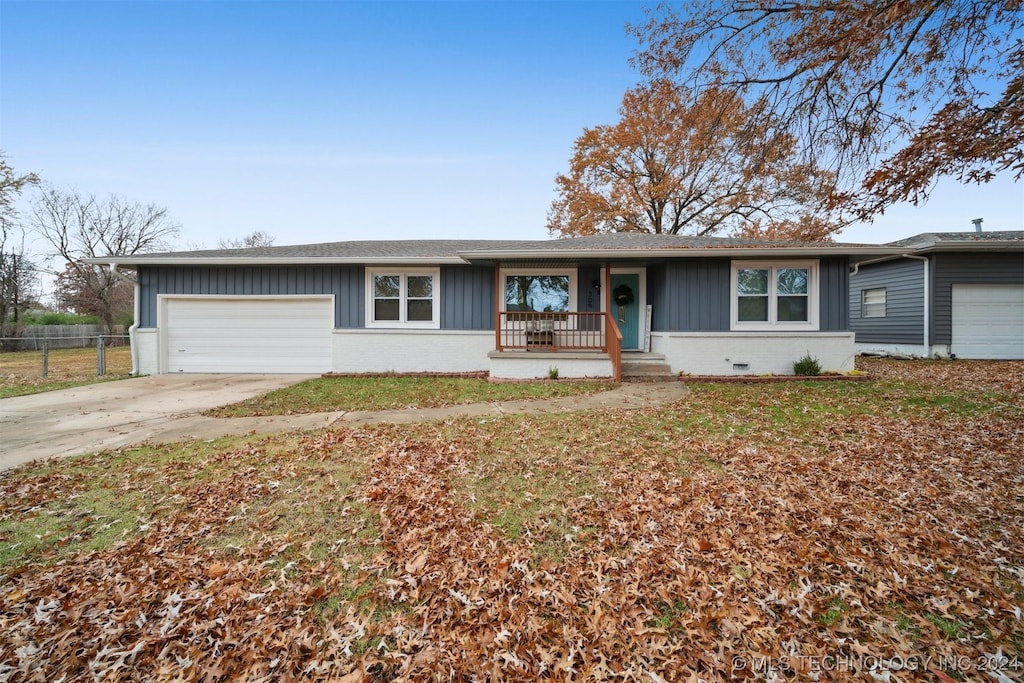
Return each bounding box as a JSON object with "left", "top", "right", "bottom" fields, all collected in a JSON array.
[
  {"left": 951, "top": 284, "right": 1024, "bottom": 359},
  {"left": 164, "top": 297, "right": 333, "bottom": 373}
]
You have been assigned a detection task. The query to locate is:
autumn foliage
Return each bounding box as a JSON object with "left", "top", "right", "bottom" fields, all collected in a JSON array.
[
  {"left": 630, "top": 0, "right": 1024, "bottom": 220},
  {"left": 2, "top": 360, "right": 1023, "bottom": 680},
  {"left": 548, "top": 80, "right": 838, "bottom": 240}
]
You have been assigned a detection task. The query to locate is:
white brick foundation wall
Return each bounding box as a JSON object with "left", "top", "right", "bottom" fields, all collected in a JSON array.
[
  {"left": 332, "top": 329, "right": 493, "bottom": 373},
  {"left": 133, "top": 329, "right": 159, "bottom": 376},
  {"left": 487, "top": 351, "right": 613, "bottom": 379},
  {"left": 652, "top": 332, "right": 856, "bottom": 376}
]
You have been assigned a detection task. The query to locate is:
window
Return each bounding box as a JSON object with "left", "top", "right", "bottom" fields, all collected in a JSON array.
[
  {"left": 731, "top": 261, "right": 818, "bottom": 330},
  {"left": 862, "top": 287, "right": 886, "bottom": 318},
  {"left": 501, "top": 269, "right": 576, "bottom": 313},
  {"left": 367, "top": 269, "right": 439, "bottom": 327}
]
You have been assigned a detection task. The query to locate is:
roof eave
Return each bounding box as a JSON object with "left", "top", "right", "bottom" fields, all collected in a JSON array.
[
  {"left": 458, "top": 246, "right": 909, "bottom": 261},
  {"left": 84, "top": 256, "right": 470, "bottom": 267},
  {"left": 910, "top": 241, "right": 1024, "bottom": 253}
]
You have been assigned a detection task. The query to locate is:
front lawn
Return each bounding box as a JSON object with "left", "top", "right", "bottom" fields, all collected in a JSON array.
[
  {"left": 1, "top": 359, "right": 1022, "bottom": 681},
  {"left": 0, "top": 346, "right": 133, "bottom": 398},
  {"left": 206, "top": 375, "right": 617, "bottom": 416}
]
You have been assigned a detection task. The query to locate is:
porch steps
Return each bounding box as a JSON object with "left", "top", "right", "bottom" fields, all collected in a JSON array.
[{"left": 620, "top": 353, "right": 676, "bottom": 382}]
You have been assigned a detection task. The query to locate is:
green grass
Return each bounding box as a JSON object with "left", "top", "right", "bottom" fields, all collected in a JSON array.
[
  {"left": 926, "top": 613, "right": 968, "bottom": 640},
  {"left": 205, "top": 376, "right": 616, "bottom": 417},
  {"left": 819, "top": 598, "right": 848, "bottom": 626},
  {"left": 0, "top": 483, "right": 151, "bottom": 566},
  {"left": 648, "top": 600, "right": 689, "bottom": 629}
]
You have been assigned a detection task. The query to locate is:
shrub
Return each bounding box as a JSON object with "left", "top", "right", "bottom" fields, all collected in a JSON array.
[
  {"left": 547, "top": 366, "right": 559, "bottom": 380},
  {"left": 793, "top": 353, "right": 822, "bottom": 376}
]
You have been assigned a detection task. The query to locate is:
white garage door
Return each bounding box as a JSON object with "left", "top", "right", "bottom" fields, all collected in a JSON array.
[
  {"left": 951, "top": 284, "right": 1024, "bottom": 359},
  {"left": 163, "top": 296, "right": 333, "bottom": 373}
]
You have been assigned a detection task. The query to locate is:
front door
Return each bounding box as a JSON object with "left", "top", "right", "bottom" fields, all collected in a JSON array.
[{"left": 610, "top": 273, "right": 640, "bottom": 350}]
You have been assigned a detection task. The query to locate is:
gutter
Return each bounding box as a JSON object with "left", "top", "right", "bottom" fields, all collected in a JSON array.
[
  {"left": 82, "top": 256, "right": 469, "bottom": 267},
  {"left": 849, "top": 254, "right": 906, "bottom": 276},
  {"left": 458, "top": 246, "right": 907, "bottom": 261}
]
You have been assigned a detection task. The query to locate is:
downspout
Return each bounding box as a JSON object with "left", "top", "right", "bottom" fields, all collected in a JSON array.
[
  {"left": 108, "top": 262, "right": 140, "bottom": 376},
  {"left": 901, "top": 254, "right": 930, "bottom": 356}
]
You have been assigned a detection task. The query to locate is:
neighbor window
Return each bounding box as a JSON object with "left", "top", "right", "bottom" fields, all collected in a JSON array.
[
  {"left": 503, "top": 271, "right": 574, "bottom": 313},
  {"left": 862, "top": 287, "right": 886, "bottom": 318},
  {"left": 367, "top": 269, "right": 439, "bottom": 327},
  {"left": 731, "top": 261, "right": 817, "bottom": 330}
]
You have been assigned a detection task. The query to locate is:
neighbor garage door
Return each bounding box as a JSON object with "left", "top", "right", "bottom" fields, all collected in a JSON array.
[
  {"left": 951, "top": 284, "right": 1024, "bottom": 359},
  {"left": 163, "top": 296, "right": 333, "bottom": 373}
]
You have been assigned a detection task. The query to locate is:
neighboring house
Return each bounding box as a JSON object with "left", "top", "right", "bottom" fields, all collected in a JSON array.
[
  {"left": 89, "top": 234, "right": 906, "bottom": 379},
  {"left": 849, "top": 231, "right": 1024, "bottom": 359}
]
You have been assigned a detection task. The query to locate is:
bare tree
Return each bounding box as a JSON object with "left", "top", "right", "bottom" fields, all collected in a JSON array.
[
  {"left": 1, "top": 152, "right": 39, "bottom": 235},
  {"left": 0, "top": 236, "right": 41, "bottom": 347},
  {"left": 54, "top": 261, "right": 134, "bottom": 324},
  {"left": 217, "top": 230, "right": 276, "bottom": 250},
  {"left": 30, "top": 188, "right": 180, "bottom": 332},
  {"left": 0, "top": 153, "right": 40, "bottom": 345}
]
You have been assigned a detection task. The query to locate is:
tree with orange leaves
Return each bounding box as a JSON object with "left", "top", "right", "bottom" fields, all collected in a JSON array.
[
  {"left": 630, "top": 0, "right": 1023, "bottom": 221},
  {"left": 548, "top": 79, "right": 837, "bottom": 238}
]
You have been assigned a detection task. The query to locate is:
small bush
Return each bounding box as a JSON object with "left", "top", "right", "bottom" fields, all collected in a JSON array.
[
  {"left": 547, "top": 366, "right": 559, "bottom": 380},
  {"left": 793, "top": 353, "right": 822, "bottom": 376}
]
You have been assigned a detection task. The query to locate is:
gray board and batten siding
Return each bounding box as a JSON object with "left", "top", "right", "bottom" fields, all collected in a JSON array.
[
  {"left": 647, "top": 257, "right": 849, "bottom": 333},
  {"left": 138, "top": 257, "right": 852, "bottom": 334},
  {"left": 849, "top": 251, "right": 1024, "bottom": 346},
  {"left": 138, "top": 265, "right": 365, "bottom": 329},
  {"left": 849, "top": 258, "right": 926, "bottom": 345},
  {"left": 139, "top": 264, "right": 497, "bottom": 331},
  {"left": 439, "top": 265, "right": 494, "bottom": 330}
]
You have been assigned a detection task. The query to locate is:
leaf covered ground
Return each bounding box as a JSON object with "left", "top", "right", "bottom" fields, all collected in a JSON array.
[
  {"left": 1, "top": 358, "right": 1022, "bottom": 681},
  {"left": 205, "top": 377, "right": 617, "bottom": 417}
]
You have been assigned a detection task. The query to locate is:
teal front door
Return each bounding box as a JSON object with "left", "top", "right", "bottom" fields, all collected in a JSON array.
[{"left": 610, "top": 273, "right": 640, "bottom": 350}]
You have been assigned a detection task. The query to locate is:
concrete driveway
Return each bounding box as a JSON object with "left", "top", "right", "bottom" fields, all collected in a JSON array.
[{"left": 1, "top": 374, "right": 317, "bottom": 471}]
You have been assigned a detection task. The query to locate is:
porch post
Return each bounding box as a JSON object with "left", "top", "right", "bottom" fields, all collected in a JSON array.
[
  {"left": 604, "top": 261, "right": 612, "bottom": 322},
  {"left": 494, "top": 265, "right": 502, "bottom": 351}
]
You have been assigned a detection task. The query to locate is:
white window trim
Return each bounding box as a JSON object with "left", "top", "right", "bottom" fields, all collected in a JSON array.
[
  {"left": 730, "top": 260, "right": 819, "bottom": 331},
  {"left": 499, "top": 267, "right": 578, "bottom": 313},
  {"left": 365, "top": 267, "right": 440, "bottom": 329},
  {"left": 861, "top": 287, "right": 887, "bottom": 318}
]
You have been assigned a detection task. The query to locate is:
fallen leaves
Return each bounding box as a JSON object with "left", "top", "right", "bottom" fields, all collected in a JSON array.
[{"left": 0, "top": 359, "right": 1022, "bottom": 681}]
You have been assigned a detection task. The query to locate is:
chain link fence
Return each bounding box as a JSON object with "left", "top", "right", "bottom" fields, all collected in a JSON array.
[{"left": 0, "top": 335, "right": 132, "bottom": 380}]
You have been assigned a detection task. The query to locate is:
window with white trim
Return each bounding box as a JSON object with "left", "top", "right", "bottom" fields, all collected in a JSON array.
[
  {"left": 366, "top": 268, "right": 439, "bottom": 328},
  {"left": 731, "top": 261, "right": 818, "bottom": 330},
  {"left": 861, "top": 287, "right": 886, "bottom": 318},
  {"left": 501, "top": 269, "right": 577, "bottom": 313}
]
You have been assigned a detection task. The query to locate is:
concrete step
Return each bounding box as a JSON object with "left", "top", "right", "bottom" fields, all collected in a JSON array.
[{"left": 621, "top": 361, "right": 676, "bottom": 382}]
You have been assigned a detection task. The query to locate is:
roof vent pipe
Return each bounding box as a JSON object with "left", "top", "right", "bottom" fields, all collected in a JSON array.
[{"left": 973, "top": 217, "right": 983, "bottom": 232}]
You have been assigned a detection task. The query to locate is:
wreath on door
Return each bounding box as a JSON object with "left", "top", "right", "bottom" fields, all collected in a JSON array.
[{"left": 613, "top": 283, "right": 635, "bottom": 306}]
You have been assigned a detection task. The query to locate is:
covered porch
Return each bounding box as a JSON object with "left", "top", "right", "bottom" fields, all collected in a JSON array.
[{"left": 489, "top": 263, "right": 627, "bottom": 381}]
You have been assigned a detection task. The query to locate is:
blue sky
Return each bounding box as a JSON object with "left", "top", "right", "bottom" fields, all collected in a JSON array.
[{"left": 2, "top": 0, "right": 1021, "bottom": 252}]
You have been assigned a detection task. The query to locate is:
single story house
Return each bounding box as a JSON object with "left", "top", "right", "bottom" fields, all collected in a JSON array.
[
  {"left": 849, "top": 231, "right": 1023, "bottom": 359},
  {"left": 90, "top": 233, "right": 911, "bottom": 379}
]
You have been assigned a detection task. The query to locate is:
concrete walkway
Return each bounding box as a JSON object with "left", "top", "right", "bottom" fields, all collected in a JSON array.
[
  {"left": 153, "top": 381, "right": 690, "bottom": 441},
  {"left": 2, "top": 380, "right": 689, "bottom": 470}
]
